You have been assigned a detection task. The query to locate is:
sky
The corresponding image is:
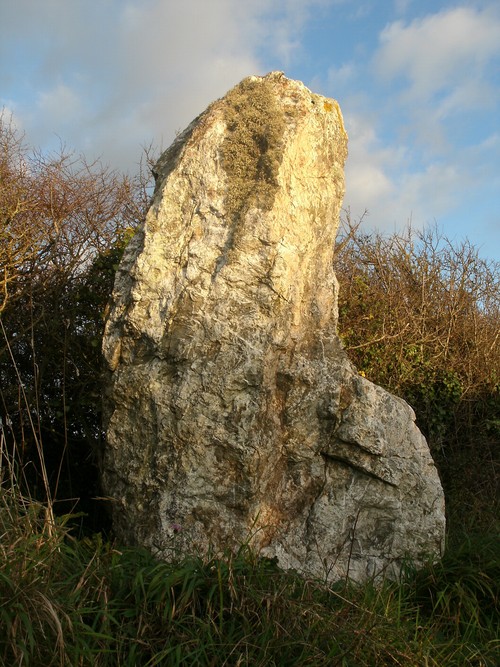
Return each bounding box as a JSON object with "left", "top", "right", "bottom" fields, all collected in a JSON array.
[{"left": 1, "top": 0, "right": 499, "bottom": 261}]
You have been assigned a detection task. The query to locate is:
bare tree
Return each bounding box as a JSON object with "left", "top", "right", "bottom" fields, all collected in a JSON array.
[{"left": 0, "top": 111, "right": 154, "bottom": 517}]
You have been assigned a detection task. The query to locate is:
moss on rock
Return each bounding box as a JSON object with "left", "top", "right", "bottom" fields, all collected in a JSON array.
[{"left": 221, "top": 78, "right": 286, "bottom": 222}]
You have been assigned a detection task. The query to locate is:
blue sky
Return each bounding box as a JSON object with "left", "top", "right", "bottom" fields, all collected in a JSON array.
[{"left": 1, "top": 0, "right": 499, "bottom": 261}]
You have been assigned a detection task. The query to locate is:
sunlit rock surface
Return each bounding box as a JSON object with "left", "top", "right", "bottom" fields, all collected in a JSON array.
[{"left": 102, "top": 72, "right": 445, "bottom": 582}]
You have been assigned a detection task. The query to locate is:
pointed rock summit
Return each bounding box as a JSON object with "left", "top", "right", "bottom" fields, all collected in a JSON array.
[{"left": 102, "top": 73, "right": 445, "bottom": 582}]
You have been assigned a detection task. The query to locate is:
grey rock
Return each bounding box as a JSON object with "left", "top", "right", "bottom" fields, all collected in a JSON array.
[{"left": 102, "top": 72, "right": 445, "bottom": 582}]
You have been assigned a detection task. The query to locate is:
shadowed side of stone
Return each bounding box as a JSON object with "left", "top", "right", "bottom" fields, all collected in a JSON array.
[{"left": 102, "top": 72, "right": 445, "bottom": 583}]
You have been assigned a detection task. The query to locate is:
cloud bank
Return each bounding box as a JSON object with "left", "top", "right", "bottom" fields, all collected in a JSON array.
[
  {"left": 0, "top": 0, "right": 329, "bottom": 169},
  {"left": 331, "top": 3, "right": 500, "bottom": 244}
]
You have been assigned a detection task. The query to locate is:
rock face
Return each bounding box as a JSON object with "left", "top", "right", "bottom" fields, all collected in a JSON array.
[{"left": 102, "top": 72, "right": 445, "bottom": 582}]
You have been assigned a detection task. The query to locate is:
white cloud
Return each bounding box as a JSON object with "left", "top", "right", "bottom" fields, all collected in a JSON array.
[
  {"left": 396, "top": 163, "right": 461, "bottom": 218},
  {"left": 342, "top": 111, "right": 399, "bottom": 225},
  {"left": 374, "top": 6, "right": 500, "bottom": 103},
  {"left": 344, "top": 157, "right": 462, "bottom": 234},
  {"left": 341, "top": 107, "right": 467, "bottom": 234},
  {"left": 37, "top": 84, "right": 83, "bottom": 125},
  {"left": 351, "top": 4, "right": 373, "bottom": 20},
  {"left": 327, "top": 62, "right": 358, "bottom": 89},
  {"left": 0, "top": 0, "right": 335, "bottom": 170},
  {"left": 434, "top": 76, "right": 497, "bottom": 120},
  {"left": 393, "top": 0, "right": 413, "bottom": 15},
  {"left": 334, "top": 3, "right": 500, "bottom": 239},
  {"left": 477, "top": 132, "right": 500, "bottom": 151},
  {"left": 345, "top": 114, "right": 396, "bottom": 195}
]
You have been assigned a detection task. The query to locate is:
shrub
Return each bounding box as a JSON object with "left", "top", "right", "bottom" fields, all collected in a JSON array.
[
  {"left": 0, "top": 111, "right": 152, "bottom": 527},
  {"left": 335, "top": 213, "right": 500, "bottom": 532}
]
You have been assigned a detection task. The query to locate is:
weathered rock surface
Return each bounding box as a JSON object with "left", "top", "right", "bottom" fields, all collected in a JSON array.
[{"left": 102, "top": 72, "right": 445, "bottom": 582}]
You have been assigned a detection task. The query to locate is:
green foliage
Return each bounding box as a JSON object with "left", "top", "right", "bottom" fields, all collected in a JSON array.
[
  {"left": 1, "top": 486, "right": 499, "bottom": 666},
  {"left": 408, "top": 534, "right": 500, "bottom": 635},
  {"left": 0, "top": 488, "right": 113, "bottom": 666},
  {"left": 222, "top": 78, "right": 286, "bottom": 221},
  {"left": 335, "top": 215, "right": 500, "bottom": 534},
  {"left": 0, "top": 233, "right": 132, "bottom": 529},
  {"left": 0, "top": 115, "right": 149, "bottom": 529},
  {"left": 402, "top": 368, "right": 463, "bottom": 447}
]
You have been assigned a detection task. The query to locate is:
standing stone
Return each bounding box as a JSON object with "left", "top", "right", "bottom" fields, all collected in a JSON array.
[{"left": 102, "top": 72, "right": 445, "bottom": 582}]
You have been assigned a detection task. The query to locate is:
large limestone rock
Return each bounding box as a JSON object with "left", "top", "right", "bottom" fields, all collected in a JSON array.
[{"left": 102, "top": 72, "right": 445, "bottom": 582}]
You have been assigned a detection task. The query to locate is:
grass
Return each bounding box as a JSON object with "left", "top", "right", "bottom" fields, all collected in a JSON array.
[{"left": 1, "top": 484, "right": 499, "bottom": 666}]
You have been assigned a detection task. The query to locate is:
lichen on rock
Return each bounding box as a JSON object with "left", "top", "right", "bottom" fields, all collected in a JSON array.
[{"left": 221, "top": 76, "right": 286, "bottom": 220}]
